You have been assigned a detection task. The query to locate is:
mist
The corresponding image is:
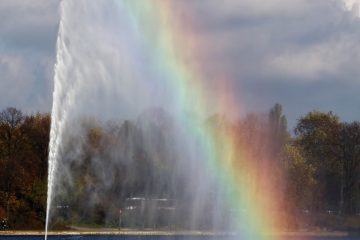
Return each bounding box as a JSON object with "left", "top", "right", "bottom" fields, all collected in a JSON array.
[{"left": 46, "top": 0, "right": 284, "bottom": 236}]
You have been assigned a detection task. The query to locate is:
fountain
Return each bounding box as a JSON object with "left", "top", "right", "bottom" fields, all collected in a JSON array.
[{"left": 46, "top": 1, "right": 282, "bottom": 239}]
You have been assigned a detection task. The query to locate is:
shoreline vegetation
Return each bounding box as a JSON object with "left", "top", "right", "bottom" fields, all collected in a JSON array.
[{"left": 0, "top": 105, "right": 359, "bottom": 231}]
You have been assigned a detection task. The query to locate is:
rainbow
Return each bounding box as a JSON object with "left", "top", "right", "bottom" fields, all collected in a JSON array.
[{"left": 118, "top": 1, "right": 284, "bottom": 239}]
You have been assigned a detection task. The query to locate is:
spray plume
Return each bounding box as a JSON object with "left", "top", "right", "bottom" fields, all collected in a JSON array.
[{"left": 46, "top": 1, "right": 284, "bottom": 239}]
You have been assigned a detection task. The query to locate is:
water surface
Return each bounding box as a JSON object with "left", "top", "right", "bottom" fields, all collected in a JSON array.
[{"left": 0, "top": 235, "right": 358, "bottom": 240}]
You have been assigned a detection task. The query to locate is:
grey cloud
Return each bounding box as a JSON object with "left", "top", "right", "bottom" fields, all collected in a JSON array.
[
  {"left": 191, "top": 0, "right": 360, "bottom": 82},
  {"left": 0, "top": 0, "right": 59, "bottom": 52},
  {"left": 0, "top": 53, "right": 54, "bottom": 112},
  {"left": 0, "top": 0, "right": 359, "bottom": 126},
  {"left": 181, "top": 0, "right": 360, "bottom": 126},
  {"left": 242, "top": 78, "right": 360, "bottom": 129},
  {"left": 0, "top": 0, "right": 59, "bottom": 113}
]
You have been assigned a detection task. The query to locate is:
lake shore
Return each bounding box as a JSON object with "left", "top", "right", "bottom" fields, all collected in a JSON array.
[{"left": 0, "top": 230, "right": 356, "bottom": 237}]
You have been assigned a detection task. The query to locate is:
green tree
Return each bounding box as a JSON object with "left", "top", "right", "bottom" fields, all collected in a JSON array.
[
  {"left": 337, "top": 122, "right": 360, "bottom": 214},
  {"left": 281, "top": 144, "right": 316, "bottom": 213},
  {"left": 295, "top": 111, "right": 360, "bottom": 214},
  {"left": 295, "top": 111, "right": 341, "bottom": 212}
]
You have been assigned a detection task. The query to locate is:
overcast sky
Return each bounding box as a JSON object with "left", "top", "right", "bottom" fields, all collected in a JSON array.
[{"left": 1, "top": 0, "right": 360, "bottom": 129}]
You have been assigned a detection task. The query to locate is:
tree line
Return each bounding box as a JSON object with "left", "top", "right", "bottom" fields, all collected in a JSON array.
[
  {"left": 0, "top": 108, "right": 49, "bottom": 229},
  {"left": 0, "top": 105, "right": 359, "bottom": 230}
]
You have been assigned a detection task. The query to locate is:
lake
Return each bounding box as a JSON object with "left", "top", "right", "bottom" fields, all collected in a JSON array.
[{"left": 0, "top": 235, "right": 359, "bottom": 240}]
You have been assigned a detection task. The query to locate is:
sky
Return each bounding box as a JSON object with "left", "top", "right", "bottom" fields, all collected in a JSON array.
[{"left": 0, "top": 0, "right": 360, "bottom": 129}]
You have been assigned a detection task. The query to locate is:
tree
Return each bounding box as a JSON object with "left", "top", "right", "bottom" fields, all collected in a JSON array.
[
  {"left": 295, "top": 111, "right": 341, "bottom": 212},
  {"left": 22, "top": 113, "right": 50, "bottom": 179},
  {"left": 20, "top": 113, "right": 50, "bottom": 222},
  {"left": 295, "top": 111, "right": 340, "bottom": 163},
  {"left": 295, "top": 111, "right": 360, "bottom": 214},
  {"left": 0, "top": 109, "right": 51, "bottom": 228},
  {"left": 281, "top": 145, "right": 316, "bottom": 216},
  {"left": 0, "top": 108, "right": 24, "bottom": 157},
  {"left": 0, "top": 108, "right": 25, "bottom": 222},
  {"left": 337, "top": 122, "right": 360, "bottom": 214},
  {"left": 268, "top": 103, "right": 290, "bottom": 158}
]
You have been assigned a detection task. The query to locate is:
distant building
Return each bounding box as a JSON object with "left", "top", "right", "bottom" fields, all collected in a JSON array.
[{"left": 122, "top": 197, "right": 176, "bottom": 228}]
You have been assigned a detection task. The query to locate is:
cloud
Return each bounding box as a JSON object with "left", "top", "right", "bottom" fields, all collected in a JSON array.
[
  {"left": 188, "top": 0, "right": 360, "bottom": 84},
  {"left": 0, "top": 53, "right": 54, "bottom": 112},
  {"left": 266, "top": 34, "right": 360, "bottom": 81},
  {"left": 182, "top": 0, "right": 360, "bottom": 126},
  {"left": 343, "top": 0, "right": 360, "bottom": 16},
  {"left": 0, "top": 0, "right": 59, "bottom": 112},
  {"left": 0, "top": 0, "right": 359, "bottom": 126}
]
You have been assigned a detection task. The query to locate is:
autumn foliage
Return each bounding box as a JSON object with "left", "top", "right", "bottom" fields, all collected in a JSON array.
[{"left": 0, "top": 105, "right": 359, "bottom": 230}]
